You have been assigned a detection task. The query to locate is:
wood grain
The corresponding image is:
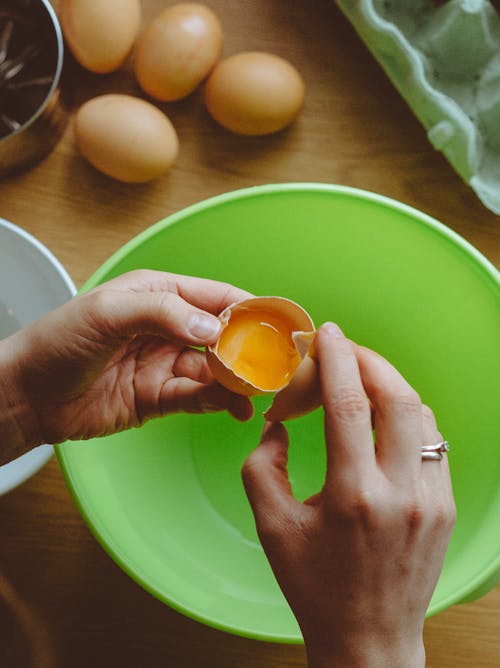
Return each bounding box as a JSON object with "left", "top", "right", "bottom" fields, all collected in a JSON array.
[{"left": 0, "top": 1, "right": 499, "bottom": 666}]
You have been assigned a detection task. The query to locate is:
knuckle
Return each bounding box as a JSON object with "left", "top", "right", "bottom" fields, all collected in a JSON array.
[
  {"left": 82, "top": 290, "right": 117, "bottom": 332},
  {"left": 157, "top": 291, "right": 174, "bottom": 315},
  {"left": 375, "top": 384, "right": 420, "bottom": 410},
  {"left": 332, "top": 486, "right": 379, "bottom": 525},
  {"left": 122, "top": 268, "right": 160, "bottom": 291},
  {"left": 352, "top": 493, "right": 377, "bottom": 523},
  {"left": 217, "top": 282, "right": 242, "bottom": 311},
  {"left": 421, "top": 404, "right": 436, "bottom": 422},
  {"left": 403, "top": 499, "right": 425, "bottom": 531},
  {"left": 122, "top": 268, "right": 147, "bottom": 284},
  {"left": 391, "top": 389, "right": 422, "bottom": 415},
  {"left": 156, "top": 292, "right": 178, "bottom": 327},
  {"left": 86, "top": 288, "right": 111, "bottom": 313},
  {"left": 325, "top": 387, "right": 369, "bottom": 421},
  {"left": 133, "top": 269, "right": 152, "bottom": 282},
  {"left": 159, "top": 378, "right": 184, "bottom": 415},
  {"left": 433, "top": 499, "right": 457, "bottom": 531},
  {"left": 220, "top": 280, "right": 235, "bottom": 295},
  {"left": 400, "top": 388, "right": 421, "bottom": 409},
  {"left": 173, "top": 349, "right": 205, "bottom": 380},
  {"left": 431, "top": 505, "right": 447, "bottom": 530}
]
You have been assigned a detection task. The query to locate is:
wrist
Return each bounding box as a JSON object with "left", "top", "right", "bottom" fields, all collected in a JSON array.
[
  {"left": 305, "top": 631, "right": 425, "bottom": 668},
  {"left": 0, "top": 334, "right": 43, "bottom": 465}
]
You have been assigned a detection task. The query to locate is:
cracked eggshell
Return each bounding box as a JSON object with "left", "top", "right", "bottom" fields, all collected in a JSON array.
[{"left": 206, "top": 297, "right": 319, "bottom": 421}]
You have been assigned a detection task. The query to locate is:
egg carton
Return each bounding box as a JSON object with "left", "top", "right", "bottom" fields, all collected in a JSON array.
[{"left": 336, "top": 0, "right": 500, "bottom": 214}]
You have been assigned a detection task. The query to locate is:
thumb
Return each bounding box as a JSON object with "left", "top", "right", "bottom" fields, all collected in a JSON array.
[
  {"left": 241, "top": 422, "right": 299, "bottom": 530},
  {"left": 83, "top": 288, "right": 222, "bottom": 346}
]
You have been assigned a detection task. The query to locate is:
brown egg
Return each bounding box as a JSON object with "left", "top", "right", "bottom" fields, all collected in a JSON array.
[
  {"left": 60, "top": 0, "right": 141, "bottom": 74},
  {"left": 134, "top": 3, "right": 223, "bottom": 102},
  {"left": 74, "top": 94, "right": 179, "bottom": 183},
  {"left": 204, "top": 52, "right": 305, "bottom": 135},
  {"left": 207, "top": 296, "right": 319, "bottom": 421}
]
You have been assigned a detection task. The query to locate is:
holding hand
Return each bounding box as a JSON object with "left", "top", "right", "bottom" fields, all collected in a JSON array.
[
  {"left": 0, "top": 270, "right": 253, "bottom": 464},
  {"left": 243, "top": 323, "right": 456, "bottom": 668}
]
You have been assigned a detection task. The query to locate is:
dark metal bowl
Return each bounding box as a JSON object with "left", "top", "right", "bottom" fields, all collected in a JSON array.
[{"left": 0, "top": 0, "right": 68, "bottom": 177}]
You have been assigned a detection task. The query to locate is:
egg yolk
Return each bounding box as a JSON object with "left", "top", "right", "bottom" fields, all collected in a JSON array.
[{"left": 216, "top": 308, "right": 301, "bottom": 390}]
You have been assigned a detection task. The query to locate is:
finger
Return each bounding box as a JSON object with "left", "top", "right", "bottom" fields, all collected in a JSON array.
[
  {"left": 420, "top": 404, "right": 456, "bottom": 533},
  {"left": 172, "top": 348, "right": 213, "bottom": 384},
  {"left": 173, "top": 273, "right": 253, "bottom": 315},
  {"left": 241, "top": 422, "right": 301, "bottom": 531},
  {"left": 356, "top": 346, "right": 423, "bottom": 480},
  {"left": 128, "top": 339, "right": 254, "bottom": 422},
  {"left": 316, "top": 323, "right": 375, "bottom": 484},
  {"left": 420, "top": 404, "right": 442, "bottom": 482},
  {"left": 172, "top": 350, "right": 254, "bottom": 419},
  {"left": 94, "top": 270, "right": 253, "bottom": 316},
  {"left": 421, "top": 404, "right": 452, "bottom": 492},
  {"left": 421, "top": 404, "right": 441, "bottom": 447},
  {"left": 159, "top": 376, "right": 254, "bottom": 421},
  {"left": 83, "top": 289, "right": 225, "bottom": 346}
]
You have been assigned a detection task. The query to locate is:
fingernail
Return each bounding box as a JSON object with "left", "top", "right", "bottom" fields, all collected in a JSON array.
[
  {"left": 188, "top": 313, "right": 221, "bottom": 341},
  {"left": 324, "top": 322, "right": 344, "bottom": 338}
]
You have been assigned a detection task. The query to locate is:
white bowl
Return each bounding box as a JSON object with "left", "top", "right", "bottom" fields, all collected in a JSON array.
[{"left": 0, "top": 218, "right": 76, "bottom": 495}]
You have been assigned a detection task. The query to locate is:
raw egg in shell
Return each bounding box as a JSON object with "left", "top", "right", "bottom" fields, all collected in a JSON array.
[{"left": 206, "top": 296, "right": 321, "bottom": 421}]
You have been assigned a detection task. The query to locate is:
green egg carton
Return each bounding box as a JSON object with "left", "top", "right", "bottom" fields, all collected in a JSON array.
[{"left": 336, "top": 0, "right": 500, "bottom": 214}]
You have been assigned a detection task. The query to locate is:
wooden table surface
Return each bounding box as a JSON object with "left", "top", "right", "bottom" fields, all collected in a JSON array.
[{"left": 1, "top": 1, "right": 499, "bottom": 666}]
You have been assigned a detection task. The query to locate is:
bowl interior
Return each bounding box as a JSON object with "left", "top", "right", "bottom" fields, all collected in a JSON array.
[
  {"left": 56, "top": 185, "right": 500, "bottom": 641},
  {"left": 0, "top": 219, "right": 75, "bottom": 495}
]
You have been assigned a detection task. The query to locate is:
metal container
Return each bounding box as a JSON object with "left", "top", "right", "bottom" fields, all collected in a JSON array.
[{"left": 0, "top": 0, "right": 68, "bottom": 177}]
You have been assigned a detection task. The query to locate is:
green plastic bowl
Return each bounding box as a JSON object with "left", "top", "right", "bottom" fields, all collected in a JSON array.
[{"left": 56, "top": 184, "right": 500, "bottom": 643}]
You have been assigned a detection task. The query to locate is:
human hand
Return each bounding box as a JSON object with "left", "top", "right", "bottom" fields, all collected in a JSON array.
[
  {"left": 0, "top": 270, "right": 253, "bottom": 464},
  {"left": 242, "top": 323, "right": 456, "bottom": 668}
]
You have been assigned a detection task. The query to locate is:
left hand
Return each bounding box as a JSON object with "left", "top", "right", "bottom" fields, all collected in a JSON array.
[{"left": 0, "top": 270, "right": 253, "bottom": 464}]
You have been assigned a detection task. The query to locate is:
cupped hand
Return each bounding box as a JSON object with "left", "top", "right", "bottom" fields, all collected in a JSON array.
[
  {"left": 242, "top": 323, "right": 456, "bottom": 668},
  {"left": 0, "top": 270, "right": 253, "bottom": 463}
]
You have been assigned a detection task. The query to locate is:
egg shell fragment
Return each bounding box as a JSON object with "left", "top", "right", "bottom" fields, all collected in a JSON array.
[
  {"left": 204, "top": 52, "right": 305, "bottom": 135},
  {"left": 134, "top": 3, "right": 223, "bottom": 101},
  {"left": 206, "top": 296, "right": 314, "bottom": 396},
  {"left": 60, "top": 0, "right": 141, "bottom": 74},
  {"left": 74, "top": 94, "right": 179, "bottom": 183}
]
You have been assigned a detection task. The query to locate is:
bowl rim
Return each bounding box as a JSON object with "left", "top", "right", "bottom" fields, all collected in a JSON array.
[
  {"left": 0, "top": 217, "right": 76, "bottom": 495},
  {"left": 57, "top": 183, "right": 500, "bottom": 642},
  {"left": 81, "top": 183, "right": 500, "bottom": 294}
]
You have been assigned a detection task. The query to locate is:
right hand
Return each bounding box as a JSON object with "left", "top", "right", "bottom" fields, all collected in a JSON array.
[{"left": 242, "top": 323, "right": 456, "bottom": 668}]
